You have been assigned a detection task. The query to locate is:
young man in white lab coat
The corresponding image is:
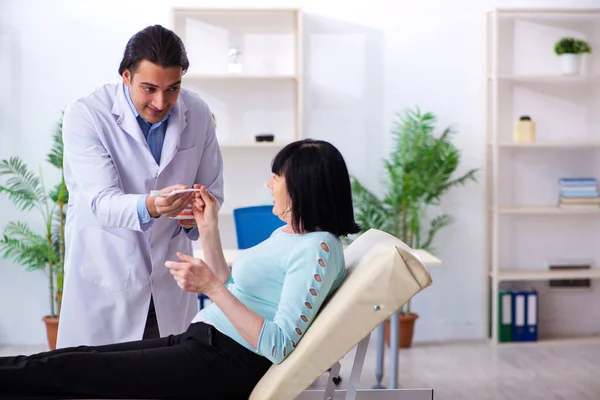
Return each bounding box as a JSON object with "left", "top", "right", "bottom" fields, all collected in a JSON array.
[{"left": 57, "top": 24, "right": 224, "bottom": 348}]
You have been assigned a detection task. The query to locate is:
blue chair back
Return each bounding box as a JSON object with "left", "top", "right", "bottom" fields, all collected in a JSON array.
[{"left": 233, "top": 205, "right": 286, "bottom": 249}]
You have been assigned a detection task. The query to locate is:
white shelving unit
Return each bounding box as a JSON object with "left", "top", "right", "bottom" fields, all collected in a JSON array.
[
  {"left": 170, "top": 8, "right": 303, "bottom": 223},
  {"left": 486, "top": 8, "right": 600, "bottom": 344},
  {"left": 170, "top": 8, "right": 302, "bottom": 146}
]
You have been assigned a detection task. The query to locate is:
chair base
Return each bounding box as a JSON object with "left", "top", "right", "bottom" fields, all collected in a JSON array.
[
  {"left": 297, "top": 388, "right": 434, "bottom": 400},
  {"left": 297, "top": 333, "right": 433, "bottom": 400}
]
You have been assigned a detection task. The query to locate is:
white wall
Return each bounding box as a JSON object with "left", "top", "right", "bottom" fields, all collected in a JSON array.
[{"left": 1, "top": 0, "right": 598, "bottom": 345}]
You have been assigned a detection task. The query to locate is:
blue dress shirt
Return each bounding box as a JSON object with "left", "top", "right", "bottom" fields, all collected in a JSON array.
[
  {"left": 126, "top": 85, "right": 195, "bottom": 235},
  {"left": 126, "top": 85, "right": 169, "bottom": 226}
]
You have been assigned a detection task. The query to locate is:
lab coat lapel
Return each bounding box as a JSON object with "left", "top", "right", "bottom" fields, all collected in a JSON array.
[
  {"left": 111, "top": 82, "right": 148, "bottom": 149},
  {"left": 158, "top": 98, "right": 187, "bottom": 175}
]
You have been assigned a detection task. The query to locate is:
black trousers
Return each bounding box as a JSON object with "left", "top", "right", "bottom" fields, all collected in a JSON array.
[
  {"left": 0, "top": 322, "right": 272, "bottom": 400},
  {"left": 143, "top": 296, "right": 160, "bottom": 340}
]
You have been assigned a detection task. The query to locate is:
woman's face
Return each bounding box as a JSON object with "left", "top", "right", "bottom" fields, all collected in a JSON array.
[{"left": 267, "top": 173, "right": 291, "bottom": 222}]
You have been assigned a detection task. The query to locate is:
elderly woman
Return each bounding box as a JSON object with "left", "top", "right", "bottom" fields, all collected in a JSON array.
[{"left": 0, "top": 139, "right": 360, "bottom": 400}]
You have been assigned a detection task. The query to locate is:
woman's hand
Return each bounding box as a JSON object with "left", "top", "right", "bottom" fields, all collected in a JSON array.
[
  {"left": 192, "top": 185, "right": 218, "bottom": 233},
  {"left": 165, "top": 252, "right": 225, "bottom": 296}
]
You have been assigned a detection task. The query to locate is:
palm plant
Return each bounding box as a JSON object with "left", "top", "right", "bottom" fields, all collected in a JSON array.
[
  {"left": 352, "top": 107, "right": 478, "bottom": 314},
  {"left": 0, "top": 114, "right": 68, "bottom": 318}
]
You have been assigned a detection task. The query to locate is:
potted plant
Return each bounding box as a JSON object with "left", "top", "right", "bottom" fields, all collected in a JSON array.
[
  {"left": 0, "top": 114, "right": 68, "bottom": 350},
  {"left": 554, "top": 37, "right": 592, "bottom": 75},
  {"left": 351, "top": 107, "right": 478, "bottom": 348}
]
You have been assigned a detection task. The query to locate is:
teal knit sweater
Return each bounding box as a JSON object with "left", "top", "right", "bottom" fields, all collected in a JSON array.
[{"left": 195, "top": 227, "right": 346, "bottom": 364}]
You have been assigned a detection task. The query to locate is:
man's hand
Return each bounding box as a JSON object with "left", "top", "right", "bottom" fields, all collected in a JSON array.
[{"left": 146, "top": 184, "right": 194, "bottom": 218}]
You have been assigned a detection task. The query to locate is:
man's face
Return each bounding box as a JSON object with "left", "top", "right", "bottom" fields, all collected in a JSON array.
[{"left": 122, "top": 60, "right": 182, "bottom": 124}]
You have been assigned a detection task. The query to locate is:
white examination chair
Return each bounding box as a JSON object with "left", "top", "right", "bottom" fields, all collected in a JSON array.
[{"left": 249, "top": 228, "right": 434, "bottom": 400}]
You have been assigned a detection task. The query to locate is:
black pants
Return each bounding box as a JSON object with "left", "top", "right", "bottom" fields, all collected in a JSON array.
[
  {"left": 0, "top": 323, "right": 272, "bottom": 400},
  {"left": 143, "top": 296, "right": 160, "bottom": 340}
]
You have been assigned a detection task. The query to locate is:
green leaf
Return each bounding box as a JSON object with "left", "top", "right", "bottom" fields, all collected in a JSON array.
[
  {"left": 0, "top": 112, "right": 67, "bottom": 317},
  {"left": 0, "top": 222, "right": 52, "bottom": 271},
  {"left": 47, "top": 112, "right": 65, "bottom": 171},
  {"left": 554, "top": 37, "right": 592, "bottom": 55},
  {"left": 420, "top": 214, "right": 453, "bottom": 252},
  {"left": 0, "top": 157, "right": 44, "bottom": 212},
  {"left": 351, "top": 105, "right": 479, "bottom": 254},
  {"left": 351, "top": 176, "right": 392, "bottom": 235}
]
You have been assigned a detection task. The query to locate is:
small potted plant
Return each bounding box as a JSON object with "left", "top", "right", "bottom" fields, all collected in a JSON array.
[
  {"left": 0, "top": 114, "right": 67, "bottom": 349},
  {"left": 554, "top": 37, "right": 592, "bottom": 75}
]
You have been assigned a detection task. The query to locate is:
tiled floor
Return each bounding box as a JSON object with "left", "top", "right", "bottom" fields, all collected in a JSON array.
[{"left": 2, "top": 334, "right": 600, "bottom": 399}]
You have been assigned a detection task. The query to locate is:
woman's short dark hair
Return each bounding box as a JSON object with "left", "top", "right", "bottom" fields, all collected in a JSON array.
[
  {"left": 271, "top": 139, "right": 360, "bottom": 237},
  {"left": 118, "top": 25, "right": 189, "bottom": 76}
]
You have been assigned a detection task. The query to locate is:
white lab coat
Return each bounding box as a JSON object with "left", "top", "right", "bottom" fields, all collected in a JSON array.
[{"left": 56, "top": 81, "right": 224, "bottom": 348}]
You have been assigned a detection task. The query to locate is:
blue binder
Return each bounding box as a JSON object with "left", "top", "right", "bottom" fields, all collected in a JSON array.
[
  {"left": 524, "top": 290, "right": 538, "bottom": 341},
  {"left": 512, "top": 291, "right": 527, "bottom": 341}
]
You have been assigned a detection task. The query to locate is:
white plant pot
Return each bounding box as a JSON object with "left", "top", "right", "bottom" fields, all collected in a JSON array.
[{"left": 560, "top": 54, "right": 582, "bottom": 75}]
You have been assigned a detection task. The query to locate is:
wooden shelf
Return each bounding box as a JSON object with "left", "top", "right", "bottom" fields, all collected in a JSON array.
[
  {"left": 493, "top": 8, "right": 600, "bottom": 21},
  {"left": 493, "top": 268, "right": 600, "bottom": 281},
  {"left": 185, "top": 74, "right": 297, "bottom": 81},
  {"left": 172, "top": 7, "right": 301, "bottom": 13},
  {"left": 495, "top": 206, "right": 600, "bottom": 215},
  {"left": 494, "top": 141, "right": 600, "bottom": 149},
  {"left": 494, "top": 8, "right": 600, "bottom": 14},
  {"left": 495, "top": 335, "right": 600, "bottom": 346},
  {"left": 489, "top": 74, "right": 600, "bottom": 83}
]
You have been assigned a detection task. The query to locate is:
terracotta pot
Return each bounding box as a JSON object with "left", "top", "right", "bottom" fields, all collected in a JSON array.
[
  {"left": 384, "top": 313, "right": 418, "bottom": 349},
  {"left": 42, "top": 316, "right": 59, "bottom": 350}
]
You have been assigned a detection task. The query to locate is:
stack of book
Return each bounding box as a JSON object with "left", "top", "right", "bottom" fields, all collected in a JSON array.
[{"left": 558, "top": 177, "right": 600, "bottom": 209}]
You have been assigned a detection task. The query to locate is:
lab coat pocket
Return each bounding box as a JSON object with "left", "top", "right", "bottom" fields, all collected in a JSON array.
[{"left": 78, "top": 229, "right": 137, "bottom": 292}]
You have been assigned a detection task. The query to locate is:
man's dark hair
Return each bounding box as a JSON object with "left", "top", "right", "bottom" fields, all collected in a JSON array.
[
  {"left": 271, "top": 139, "right": 361, "bottom": 237},
  {"left": 118, "top": 25, "right": 189, "bottom": 77}
]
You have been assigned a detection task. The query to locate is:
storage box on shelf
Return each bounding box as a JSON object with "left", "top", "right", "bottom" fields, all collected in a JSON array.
[{"left": 486, "top": 8, "right": 600, "bottom": 344}]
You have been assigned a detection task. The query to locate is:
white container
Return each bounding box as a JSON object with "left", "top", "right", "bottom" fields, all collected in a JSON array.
[
  {"left": 560, "top": 54, "right": 582, "bottom": 75},
  {"left": 514, "top": 116, "right": 535, "bottom": 143}
]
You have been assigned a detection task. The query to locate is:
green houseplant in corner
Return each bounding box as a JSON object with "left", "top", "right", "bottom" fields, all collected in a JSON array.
[
  {"left": 0, "top": 114, "right": 68, "bottom": 350},
  {"left": 554, "top": 37, "right": 592, "bottom": 75},
  {"left": 351, "top": 107, "right": 478, "bottom": 348}
]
